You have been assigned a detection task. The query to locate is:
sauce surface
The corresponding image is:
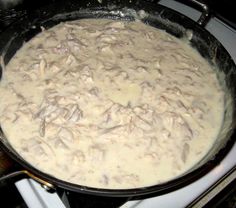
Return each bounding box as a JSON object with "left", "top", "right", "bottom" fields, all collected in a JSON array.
[{"left": 0, "top": 19, "right": 224, "bottom": 189}]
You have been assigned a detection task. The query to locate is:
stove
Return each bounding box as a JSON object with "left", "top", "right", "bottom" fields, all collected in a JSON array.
[{"left": 1, "top": 0, "right": 236, "bottom": 207}]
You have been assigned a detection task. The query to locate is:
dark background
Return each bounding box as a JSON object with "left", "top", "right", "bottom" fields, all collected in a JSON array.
[
  {"left": 0, "top": 0, "right": 235, "bottom": 22},
  {"left": 0, "top": 0, "right": 236, "bottom": 30},
  {"left": 205, "top": 0, "right": 235, "bottom": 21},
  {"left": 0, "top": 0, "right": 235, "bottom": 29},
  {"left": 204, "top": 0, "right": 236, "bottom": 28}
]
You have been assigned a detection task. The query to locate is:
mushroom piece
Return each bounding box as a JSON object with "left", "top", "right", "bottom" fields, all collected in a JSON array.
[
  {"left": 63, "top": 104, "right": 83, "bottom": 123},
  {"left": 57, "top": 127, "right": 74, "bottom": 143}
]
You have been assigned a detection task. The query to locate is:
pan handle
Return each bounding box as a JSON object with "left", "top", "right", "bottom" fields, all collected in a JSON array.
[
  {"left": 188, "top": 0, "right": 210, "bottom": 26},
  {"left": 173, "top": 0, "right": 210, "bottom": 26},
  {"left": 0, "top": 169, "right": 55, "bottom": 191}
]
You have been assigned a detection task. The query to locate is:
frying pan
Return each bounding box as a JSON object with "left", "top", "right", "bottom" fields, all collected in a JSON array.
[{"left": 0, "top": 0, "right": 235, "bottom": 206}]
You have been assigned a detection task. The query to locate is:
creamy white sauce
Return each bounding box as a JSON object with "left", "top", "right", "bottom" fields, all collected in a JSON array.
[{"left": 0, "top": 19, "right": 224, "bottom": 189}]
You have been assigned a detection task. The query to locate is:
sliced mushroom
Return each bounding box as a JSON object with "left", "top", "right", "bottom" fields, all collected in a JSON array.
[
  {"left": 71, "top": 150, "right": 86, "bottom": 164},
  {"left": 88, "top": 87, "right": 99, "bottom": 97},
  {"left": 134, "top": 115, "right": 152, "bottom": 132},
  {"left": 58, "top": 127, "right": 74, "bottom": 143},
  {"left": 99, "top": 174, "right": 109, "bottom": 186},
  {"left": 88, "top": 145, "right": 106, "bottom": 162},
  {"left": 35, "top": 104, "right": 60, "bottom": 121},
  {"left": 39, "top": 118, "right": 46, "bottom": 137},
  {"left": 181, "top": 143, "right": 190, "bottom": 163},
  {"left": 99, "top": 125, "right": 123, "bottom": 135},
  {"left": 54, "top": 138, "right": 69, "bottom": 150},
  {"left": 39, "top": 59, "right": 47, "bottom": 77},
  {"left": 63, "top": 104, "right": 83, "bottom": 123}
]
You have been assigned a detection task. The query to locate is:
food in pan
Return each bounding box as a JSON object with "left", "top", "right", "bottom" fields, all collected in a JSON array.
[{"left": 0, "top": 19, "right": 224, "bottom": 189}]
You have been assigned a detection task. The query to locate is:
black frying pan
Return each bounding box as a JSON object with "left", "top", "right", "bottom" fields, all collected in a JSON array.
[{"left": 0, "top": 0, "right": 235, "bottom": 206}]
